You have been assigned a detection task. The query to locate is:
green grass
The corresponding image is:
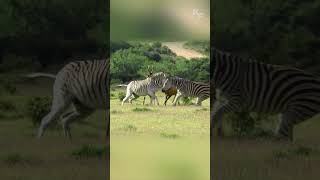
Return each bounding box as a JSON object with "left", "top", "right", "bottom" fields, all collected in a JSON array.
[
  {"left": 213, "top": 114, "right": 320, "bottom": 180},
  {"left": 111, "top": 88, "right": 210, "bottom": 180},
  {"left": 0, "top": 78, "right": 106, "bottom": 180},
  {"left": 71, "top": 145, "right": 106, "bottom": 159}
]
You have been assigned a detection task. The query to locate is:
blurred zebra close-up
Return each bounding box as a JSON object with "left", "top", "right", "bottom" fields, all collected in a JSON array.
[
  {"left": 211, "top": 47, "right": 320, "bottom": 141},
  {"left": 27, "top": 59, "right": 110, "bottom": 139}
]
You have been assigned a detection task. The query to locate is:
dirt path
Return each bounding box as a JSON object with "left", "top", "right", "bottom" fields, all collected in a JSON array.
[{"left": 162, "top": 42, "right": 206, "bottom": 59}]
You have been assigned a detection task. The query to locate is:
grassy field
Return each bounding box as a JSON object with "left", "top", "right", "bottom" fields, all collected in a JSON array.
[
  {"left": 213, "top": 114, "right": 320, "bottom": 180},
  {"left": 110, "top": 87, "right": 210, "bottom": 180},
  {"left": 0, "top": 78, "right": 107, "bottom": 180}
]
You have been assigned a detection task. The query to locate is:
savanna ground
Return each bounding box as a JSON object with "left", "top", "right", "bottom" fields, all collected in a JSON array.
[
  {"left": 213, "top": 114, "right": 320, "bottom": 180},
  {"left": 110, "top": 87, "right": 210, "bottom": 180},
  {"left": 0, "top": 77, "right": 107, "bottom": 180}
]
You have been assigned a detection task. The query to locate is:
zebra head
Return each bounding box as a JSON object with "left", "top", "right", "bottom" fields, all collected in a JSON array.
[
  {"left": 149, "top": 72, "right": 169, "bottom": 88},
  {"left": 162, "top": 75, "right": 174, "bottom": 92}
]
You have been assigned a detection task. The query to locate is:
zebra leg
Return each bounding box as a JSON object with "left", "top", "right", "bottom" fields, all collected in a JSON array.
[
  {"left": 148, "top": 91, "right": 157, "bottom": 105},
  {"left": 143, "top": 96, "right": 146, "bottom": 105},
  {"left": 276, "top": 111, "right": 302, "bottom": 141},
  {"left": 129, "top": 94, "right": 139, "bottom": 104},
  {"left": 155, "top": 95, "right": 160, "bottom": 105},
  {"left": 122, "top": 92, "right": 133, "bottom": 105},
  {"left": 37, "top": 95, "right": 71, "bottom": 138},
  {"left": 195, "top": 97, "right": 204, "bottom": 106},
  {"left": 61, "top": 106, "right": 93, "bottom": 139},
  {"left": 211, "top": 95, "right": 241, "bottom": 137},
  {"left": 173, "top": 93, "right": 183, "bottom": 106}
]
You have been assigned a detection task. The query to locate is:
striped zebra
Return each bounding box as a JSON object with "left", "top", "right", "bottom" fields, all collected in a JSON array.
[
  {"left": 27, "top": 59, "right": 109, "bottom": 139},
  {"left": 211, "top": 48, "right": 320, "bottom": 140},
  {"left": 161, "top": 76, "right": 210, "bottom": 106},
  {"left": 121, "top": 72, "right": 168, "bottom": 105}
]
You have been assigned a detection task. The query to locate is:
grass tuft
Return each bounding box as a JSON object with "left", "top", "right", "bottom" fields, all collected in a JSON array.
[
  {"left": 160, "top": 132, "right": 180, "bottom": 139},
  {"left": 273, "top": 146, "right": 315, "bottom": 159},
  {"left": 122, "top": 124, "right": 137, "bottom": 132},
  {"left": 3, "top": 153, "right": 29, "bottom": 165},
  {"left": 71, "top": 145, "right": 106, "bottom": 159},
  {"left": 132, "top": 107, "right": 152, "bottom": 112}
]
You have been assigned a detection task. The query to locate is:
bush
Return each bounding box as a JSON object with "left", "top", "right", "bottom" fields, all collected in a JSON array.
[
  {"left": 181, "top": 97, "right": 193, "bottom": 105},
  {"left": 3, "top": 153, "right": 31, "bottom": 165},
  {"left": 3, "top": 81, "right": 17, "bottom": 94},
  {"left": 229, "top": 112, "right": 256, "bottom": 136},
  {"left": 160, "top": 132, "right": 180, "bottom": 139},
  {"left": 71, "top": 145, "right": 106, "bottom": 159},
  {"left": 0, "top": 54, "right": 33, "bottom": 72},
  {"left": 0, "top": 100, "right": 16, "bottom": 111},
  {"left": 26, "top": 96, "right": 52, "bottom": 126},
  {"left": 122, "top": 124, "right": 137, "bottom": 132},
  {"left": 132, "top": 107, "right": 152, "bottom": 112},
  {"left": 117, "top": 92, "right": 126, "bottom": 102}
]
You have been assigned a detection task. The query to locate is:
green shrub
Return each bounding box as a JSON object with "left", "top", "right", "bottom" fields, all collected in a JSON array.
[
  {"left": 273, "top": 146, "right": 314, "bottom": 160},
  {"left": 117, "top": 92, "right": 126, "bottom": 101},
  {"left": 3, "top": 153, "right": 30, "bottom": 165},
  {"left": 181, "top": 97, "right": 193, "bottom": 105},
  {"left": 3, "top": 81, "right": 17, "bottom": 94},
  {"left": 0, "top": 100, "right": 16, "bottom": 111},
  {"left": 26, "top": 96, "right": 52, "bottom": 126},
  {"left": 122, "top": 124, "right": 137, "bottom": 132},
  {"left": 71, "top": 145, "right": 106, "bottom": 159},
  {"left": 132, "top": 107, "right": 152, "bottom": 112},
  {"left": 160, "top": 132, "right": 180, "bottom": 139},
  {"left": 229, "top": 112, "right": 256, "bottom": 136}
]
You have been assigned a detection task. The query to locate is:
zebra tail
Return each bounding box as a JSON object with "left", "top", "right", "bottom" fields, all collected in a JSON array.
[{"left": 25, "top": 73, "right": 56, "bottom": 79}]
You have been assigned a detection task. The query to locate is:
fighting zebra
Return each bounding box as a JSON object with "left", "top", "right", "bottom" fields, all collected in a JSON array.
[
  {"left": 26, "top": 59, "right": 109, "bottom": 139},
  {"left": 162, "top": 75, "right": 210, "bottom": 106},
  {"left": 211, "top": 48, "right": 320, "bottom": 141},
  {"left": 121, "top": 72, "right": 168, "bottom": 105}
]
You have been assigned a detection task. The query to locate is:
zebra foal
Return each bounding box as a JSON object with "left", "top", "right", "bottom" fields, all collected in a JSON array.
[
  {"left": 211, "top": 48, "right": 320, "bottom": 140},
  {"left": 121, "top": 72, "right": 168, "bottom": 105},
  {"left": 162, "top": 75, "right": 210, "bottom": 106},
  {"left": 27, "top": 59, "right": 110, "bottom": 139}
]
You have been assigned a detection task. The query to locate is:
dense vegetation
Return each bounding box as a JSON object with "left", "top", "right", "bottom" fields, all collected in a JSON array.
[
  {"left": 213, "top": 0, "right": 320, "bottom": 74},
  {"left": 110, "top": 42, "right": 209, "bottom": 84},
  {"left": 0, "top": 0, "right": 108, "bottom": 72},
  {"left": 183, "top": 41, "right": 210, "bottom": 55}
]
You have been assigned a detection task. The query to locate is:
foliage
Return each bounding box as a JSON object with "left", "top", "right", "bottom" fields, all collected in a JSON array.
[
  {"left": 2, "top": 153, "right": 30, "bottom": 165},
  {"left": 111, "top": 42, "right": 209, "bottom": 83},
  {"left": 132, "top": 107, "right": 152, "bottom": 112},
  {"left": 71, "top": 145, "right": 106, "bottom": 159},
  {"left": 0, "top": 0, "right": 107, "bottom": 68},
  {"left": 160, "top": 132, "right": 180, "bottom": 139},
  {"left": 0, "top": 99, "right": 16, "bottom": 111},
  {"left": 213, "top": 0, "right": 320, "bottom": 73},
  {"left": 117, "top": 91, "right": 125, "bottom": 102},
  {"left": 181, "top": 97, "right": 193, "bottom": 105},
  {"left": 121, "top": 124, "right": 137, "bottom": 132},
  {"left": 26, "top": 96, "right": 52, "bottom": 126},
  {"left": 184, "top": 40, "right": 210, "bottom": 55}
]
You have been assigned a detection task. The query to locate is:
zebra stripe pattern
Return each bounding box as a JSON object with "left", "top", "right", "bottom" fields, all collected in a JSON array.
[
  {"left": 162, "top": 76, "right": 210, "bottom": 105},
  {"left": 29, "top": 59, "right": 109, "bottom": 138},
  {"left": 122, "top": 72, "right": 168, "bottom": 105},
  {"left": 211, "top": 48, "right": 320, "bottom": 140}
]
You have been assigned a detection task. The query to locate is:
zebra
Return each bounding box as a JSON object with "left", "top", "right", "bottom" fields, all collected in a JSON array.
[
  {"left": 26, "top": 59, "right": 110, "bottom": 139},
  {"left": 161, "top": 75, "right": 210, "bottom": 106},
  {"left": 121, "top": 72, "right": 168, "bottom": 105},
  {"left": 211, "top": 48, "right": 320, "bottom": 141}
]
